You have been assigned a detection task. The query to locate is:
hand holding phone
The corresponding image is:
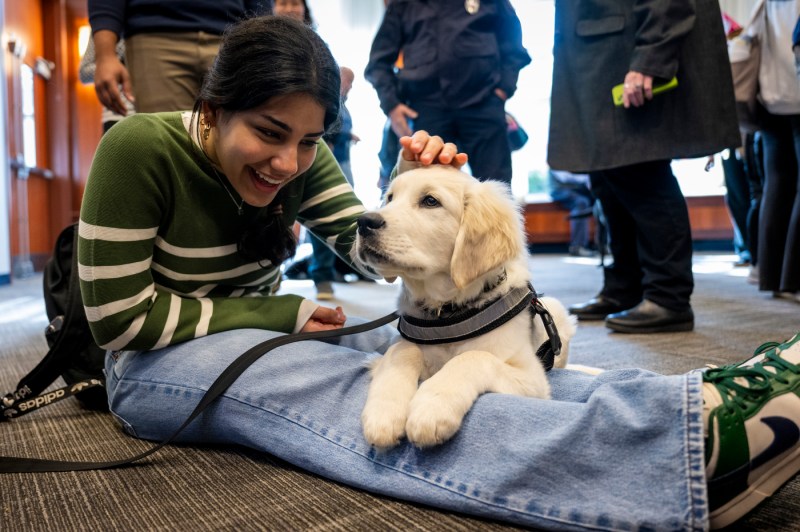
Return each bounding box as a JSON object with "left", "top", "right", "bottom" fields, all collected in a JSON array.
[{"left": 612, "top": 77, "right": 678, "bottom": 107}]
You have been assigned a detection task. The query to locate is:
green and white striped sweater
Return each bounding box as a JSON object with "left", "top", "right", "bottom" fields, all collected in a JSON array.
[{"left": 79, "top": 112, "right": 367, "bottom": 351}]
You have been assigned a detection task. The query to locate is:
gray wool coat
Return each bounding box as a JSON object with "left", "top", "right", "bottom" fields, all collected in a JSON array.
[{"left": 547, "top": 0, "right": 741, "bottom": 173}]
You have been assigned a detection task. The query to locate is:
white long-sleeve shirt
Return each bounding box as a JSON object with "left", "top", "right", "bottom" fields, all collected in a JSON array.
[{"left": 759, "top": 0, "right": 800, "bottom": 114}]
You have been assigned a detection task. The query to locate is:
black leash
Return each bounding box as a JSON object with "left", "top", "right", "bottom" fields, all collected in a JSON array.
[{"left": 0, "top": 312, "right": 399, "bottom": 474}]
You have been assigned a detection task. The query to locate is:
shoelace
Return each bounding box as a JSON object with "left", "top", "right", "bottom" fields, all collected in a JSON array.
[{"left": 704, "top": 342, "right": 800, "bottom": 413}]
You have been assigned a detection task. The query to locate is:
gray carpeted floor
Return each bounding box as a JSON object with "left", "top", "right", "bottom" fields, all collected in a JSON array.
[{"left": 1, "top": 252, "right": 798, "bottom": 530}]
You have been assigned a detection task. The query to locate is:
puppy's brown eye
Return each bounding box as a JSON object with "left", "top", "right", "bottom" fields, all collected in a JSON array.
[
  {"left": 384, "top": 193, "right": 393, "bottom": 204},
  {"left": 420, "top": 195, "right": 440, "bottom": 208}
]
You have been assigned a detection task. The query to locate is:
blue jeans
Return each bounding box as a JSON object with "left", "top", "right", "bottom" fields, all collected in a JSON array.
[
  {"left": 105, "top": 324, "right": 708, "bottom": 530},
  {"left": 550, "top": 187, "right": 594, "bottom": 249},
  {"left": 308, "top": 233, "right": 336, "bottom": 285}
]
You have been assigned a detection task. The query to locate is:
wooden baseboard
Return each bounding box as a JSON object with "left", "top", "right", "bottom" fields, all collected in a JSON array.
[{"left": 524, "top": 195, "right": 733, "bottom": 244}]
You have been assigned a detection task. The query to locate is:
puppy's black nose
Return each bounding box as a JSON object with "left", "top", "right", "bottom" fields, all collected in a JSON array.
[{"left": 357, "top": 212, "right": 386, "bottom": 236}]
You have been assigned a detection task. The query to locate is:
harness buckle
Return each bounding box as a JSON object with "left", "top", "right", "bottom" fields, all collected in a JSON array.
[{"left": 531, "top": 296, "right": 562, "bottom": 358}]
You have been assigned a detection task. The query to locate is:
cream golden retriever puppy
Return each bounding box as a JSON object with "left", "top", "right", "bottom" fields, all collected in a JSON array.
[{"left": 354, "top": 165, "right": 576, "bottom": 449}]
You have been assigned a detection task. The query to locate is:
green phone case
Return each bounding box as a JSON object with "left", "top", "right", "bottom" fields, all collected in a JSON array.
[{"left": 612, "top": 77, "right": 678, "bottom": 106}]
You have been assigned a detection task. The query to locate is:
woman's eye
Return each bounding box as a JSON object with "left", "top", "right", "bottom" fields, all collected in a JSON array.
[
  {"left": 421, "top": 195, "right": 440, "bottom": 208},
  {"left": 257, "top": 128, "right": 279, "bottom": 139}
]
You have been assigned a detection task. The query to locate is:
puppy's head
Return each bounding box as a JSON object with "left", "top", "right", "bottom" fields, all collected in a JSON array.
[{"left": 354, "top": 166, "right": 525, "bottom": 289}]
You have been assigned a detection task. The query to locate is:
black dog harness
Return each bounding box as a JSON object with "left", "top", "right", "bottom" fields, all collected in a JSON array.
[{"left": 397, "top": 283, "right": 562, "bottom": 371}]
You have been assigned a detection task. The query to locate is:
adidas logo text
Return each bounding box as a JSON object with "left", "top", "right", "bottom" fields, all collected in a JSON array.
[{"left": 17, "top": 389, "right": 65, "bottom": 411}]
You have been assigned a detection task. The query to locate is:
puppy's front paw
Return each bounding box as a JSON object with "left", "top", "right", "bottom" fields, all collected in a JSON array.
[
  {"left": 405, "top": 390, "right": 465, "bottom": 448},
  {"left": 361, "top": 399, "right": 408, "bottom": 449}
]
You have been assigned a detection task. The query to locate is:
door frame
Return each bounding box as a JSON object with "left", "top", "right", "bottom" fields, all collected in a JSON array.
[{"left": 0, "top": 1, "right": 12, "bottom": 284}]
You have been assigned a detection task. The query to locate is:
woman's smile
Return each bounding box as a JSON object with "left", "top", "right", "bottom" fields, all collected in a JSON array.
[{"left": 249, "top": 167, "right": 284, "bottom": 192}]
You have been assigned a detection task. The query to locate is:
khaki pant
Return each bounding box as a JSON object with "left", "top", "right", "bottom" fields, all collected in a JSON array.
[{"left": 125, "top": 32, "right": 221, "bottom": 113}]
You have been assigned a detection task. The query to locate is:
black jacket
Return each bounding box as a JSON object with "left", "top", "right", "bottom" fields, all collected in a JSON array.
[{"left": 365, "top": 0, "right": 531, "bottom": 113}]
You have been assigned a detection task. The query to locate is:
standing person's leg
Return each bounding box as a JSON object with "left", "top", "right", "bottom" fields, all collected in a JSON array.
[
  {"left": 757, "top": 113, "right": 797, "bottom": 293},
  {"left": 308, "top": 235, "right": 337, "bottom": 300},
  {"left": 453, "top": 97, "right": 512, "bottom": 185},
  {"left": 126, "top": 32, "right": 220, "bottom": 113},
  {"left": 777, "top": 115, "right": 800, "bottom": 292},
  {"left": 551, "top": 187, "right": 592, "bottom": 254},
  {"left": 721, "top": 148, "right": 753, "bottom": 264},
  {"left": 743, "top": 132, "right": 764, "bottom": 270},
  {"left": 599, "top": 161, "right": 694, "bottom": 332},
  {"left": 104, "top": 324, "right": 710, "bottom": 530},
  {"left": 195, "top": 31, "right": 220, "bottom": 94},
  {"left": 378, "top": 120, "right": 400, "bottom": 195},
  {"left": 569, "top": 190, "right": 593, "bottom": 253},
  {"left": 339, "top": 159, "right": 354, "bottom": 187},
  {"left": 568, "top": 168, "right": 644, "bottom": 321}
]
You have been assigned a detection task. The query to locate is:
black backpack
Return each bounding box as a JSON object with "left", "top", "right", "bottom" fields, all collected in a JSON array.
[{"left": 1, "top": 223, "right": 107, "bottom": 420}]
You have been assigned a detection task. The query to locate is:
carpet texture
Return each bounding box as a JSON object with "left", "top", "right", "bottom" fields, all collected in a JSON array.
[{"left": 1, "top": 253, "right": 798, "bottom": 530}]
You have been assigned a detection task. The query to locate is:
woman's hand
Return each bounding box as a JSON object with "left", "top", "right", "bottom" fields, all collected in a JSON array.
[
  {"left": 399, "top": 131, "right": 469, "bottom": 170},
  {"left": 301, "top": 305, "right": 346, "bottom": 332}
]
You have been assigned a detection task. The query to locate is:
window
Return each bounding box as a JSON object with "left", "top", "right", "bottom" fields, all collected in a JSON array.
[{"left": 20, "top": 63, "right": 36, "bottom": 169}]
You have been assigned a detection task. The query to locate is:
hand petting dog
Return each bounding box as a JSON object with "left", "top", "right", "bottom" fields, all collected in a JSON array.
[{"left": 399, "top": 131, "right": 469, "bottom": 169}]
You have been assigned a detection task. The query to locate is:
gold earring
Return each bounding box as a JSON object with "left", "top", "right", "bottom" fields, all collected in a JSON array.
[{"left": 202, "top": 120, "right": 212, "bottom": 141}]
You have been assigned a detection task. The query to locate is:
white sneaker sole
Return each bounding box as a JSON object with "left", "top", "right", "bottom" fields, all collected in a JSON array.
[{"left": 710, "top": 445, "right": 800, "bottom": 528}]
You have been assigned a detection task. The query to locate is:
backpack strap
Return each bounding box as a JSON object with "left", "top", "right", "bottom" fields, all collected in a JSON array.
[
  {"left": 0, "top": 312, "right": 400, "bottom": 473},
  {"left": 2, "top": 223, "right": 92, "bottom": 417},
  {"left": 2, "top": 379, "right": 104, "bottom": 420}
]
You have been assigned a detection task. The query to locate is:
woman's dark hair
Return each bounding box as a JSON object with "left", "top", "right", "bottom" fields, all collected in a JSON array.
[{"left": 192, "top": 15, "right": 341, "bottom": 267}]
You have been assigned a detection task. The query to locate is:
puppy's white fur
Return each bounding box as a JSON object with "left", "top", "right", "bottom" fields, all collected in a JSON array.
[{"left": 354, "top": 166, "right": 576, "bottom": 448}]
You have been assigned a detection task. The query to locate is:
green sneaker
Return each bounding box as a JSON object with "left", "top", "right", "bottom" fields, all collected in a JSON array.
[{"left": 703, "top": 332, "right": 800, "bottom": 529}]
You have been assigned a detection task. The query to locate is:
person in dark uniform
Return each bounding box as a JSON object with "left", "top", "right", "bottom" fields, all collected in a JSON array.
[
  {"left": 364, "top": 0, "right": 530, "bottom": 185},
  {"left": 549, "top": 0, "right": 740, "bottom": 333}
]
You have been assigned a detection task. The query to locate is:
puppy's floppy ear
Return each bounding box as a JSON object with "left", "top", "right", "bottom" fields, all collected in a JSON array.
[{"left": 451, "top": 181, "right": 525, "bottom": 289}]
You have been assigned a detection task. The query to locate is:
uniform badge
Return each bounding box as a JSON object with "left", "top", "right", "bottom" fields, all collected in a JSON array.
[{"left": 465, "top": 0, "right": 480, "bottom": 15}]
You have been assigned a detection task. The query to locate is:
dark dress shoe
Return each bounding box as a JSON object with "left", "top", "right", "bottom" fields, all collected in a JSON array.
[
  {"left": 605, "top": 299, "right": 694, "bottom": 333},
  {"left": 568, "top": 296, "right": 634, "bottom": 321}
]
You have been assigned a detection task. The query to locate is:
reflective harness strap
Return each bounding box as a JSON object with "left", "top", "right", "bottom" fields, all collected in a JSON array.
[{"left": 397, "top": 284, "right": 561, "bottom": 370}]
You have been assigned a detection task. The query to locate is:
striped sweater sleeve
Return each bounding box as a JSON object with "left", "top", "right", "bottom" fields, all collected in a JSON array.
[
  {"left": 294, "top": 142, "right": 378, "bottom": 278},
  {"left": 79, "top": 113, "right": 309, "bottom": 351}
]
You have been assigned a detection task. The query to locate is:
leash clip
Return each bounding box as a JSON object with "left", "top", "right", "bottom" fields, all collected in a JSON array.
[{"left": 531, "top": 296, "right": 562, "bottom": 358}]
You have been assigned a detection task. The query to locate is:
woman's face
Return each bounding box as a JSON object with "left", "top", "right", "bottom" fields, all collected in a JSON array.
[
  {"left": 207, "top": 93, "right": 326, "bottom": 208},
  {"left": 273, "top": 0, "right": 306, "bottom": 22}
]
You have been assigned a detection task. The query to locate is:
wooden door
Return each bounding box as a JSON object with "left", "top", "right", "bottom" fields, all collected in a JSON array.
[{"left": 2, "top": 0, "right": 86, "bottom": 277}]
